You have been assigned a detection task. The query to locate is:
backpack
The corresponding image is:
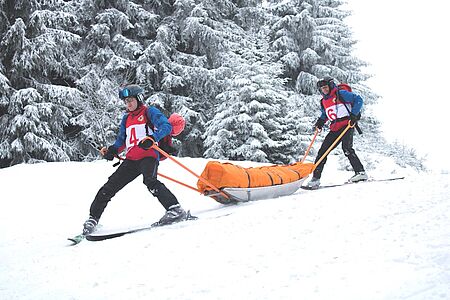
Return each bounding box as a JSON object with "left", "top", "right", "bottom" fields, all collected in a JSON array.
[
  {"left": 336, "top": 83, "right": 363, "bottom": 134},
  {"left": 143, "top": 108, "right": 185, "bottom": 159},
  {"left": 337, "top": 83, "right": 352, "bottom": 92}
]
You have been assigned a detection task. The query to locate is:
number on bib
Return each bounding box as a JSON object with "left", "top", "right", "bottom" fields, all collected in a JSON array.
[
  {"left": 129, "top": 127, "right": 139, "bottom": 146},
  {"left": 326, "top": 108, "right": 337, "bottom": 121}
]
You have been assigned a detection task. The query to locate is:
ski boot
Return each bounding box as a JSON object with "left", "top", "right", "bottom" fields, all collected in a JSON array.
[
  {"left": 303, "top": 177, "right": 321, "bottom": 189},
  {"left": 157, "top": 204, "right": 187, "bottom": 226},
  {"left": 83, "top": 216, "right": 98, "bottom": 235},
  {"left": 348, "top": 171, "right": 368, "bottom": 183}
]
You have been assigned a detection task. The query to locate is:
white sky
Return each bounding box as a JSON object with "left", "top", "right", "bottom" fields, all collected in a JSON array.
[{"left": 344, "top": 0, "right": 450, "bottom": 171}]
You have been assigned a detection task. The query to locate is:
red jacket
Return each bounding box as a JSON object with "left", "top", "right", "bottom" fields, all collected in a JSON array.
[
  {"left": 319, "top": 87, "right": 363, "bottom": 131},
  {"left": 113, "top": 105, "right": 172, "bottom": 160}
]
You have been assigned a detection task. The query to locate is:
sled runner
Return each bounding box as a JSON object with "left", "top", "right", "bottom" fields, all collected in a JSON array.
[{"left": 205, "top": 177, "right": 307, "bottom": 203}]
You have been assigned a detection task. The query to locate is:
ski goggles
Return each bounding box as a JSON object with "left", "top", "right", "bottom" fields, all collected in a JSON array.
[
  {"left": 317, "top": 80, "right": 329, "bottom": 88},
  {"left": 118, "top": 88, "right": 131, "bottom": 99},
  {"left": 123, "top": 97, "right": 135, "bottom": 104}
]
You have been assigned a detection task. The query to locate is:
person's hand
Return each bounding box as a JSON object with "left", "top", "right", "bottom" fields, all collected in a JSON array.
[
  {"left": 99, "top": 147, "right": 107, "bottom": 156},
  {"left": 350, "top": 113, "right": 360, "bottom": 126},
  {"left": 101, "top": 146, "right": 117, "bottom": 161},
  {"left": 314, "top": 118, "right": 325, "bottom": 130},
  {"left": 138, "top": 136, "right": 156, "bottom": 150}
]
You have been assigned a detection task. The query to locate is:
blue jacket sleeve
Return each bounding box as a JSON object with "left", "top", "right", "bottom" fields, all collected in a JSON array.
[
  {"left": 319, "top": 101, "right": 327, "bottom": 120},
  {"left": 319, "top": 109, "right": 327, "bottom": 120},
  {"left": 147, "top": 107, "right": 172, "bottom": 142},
  {"left": 112, "top": 114, "right": 128, "bottom": 149},
  {"left": 338, "top": 90, "right": 363, "bottom": 115}
]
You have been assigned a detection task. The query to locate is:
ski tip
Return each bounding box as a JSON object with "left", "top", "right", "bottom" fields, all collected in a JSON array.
[{"left": 67, "top": 234, "right": 85, "bottom": 245}]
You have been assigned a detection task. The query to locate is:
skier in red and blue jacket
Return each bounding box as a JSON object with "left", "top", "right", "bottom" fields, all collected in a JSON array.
[
  {"left": 82, "top": 84, "right": 186, "bottom": 235},
  {"left": 305, "top": 77, "right": 368, "bottom": 189}
]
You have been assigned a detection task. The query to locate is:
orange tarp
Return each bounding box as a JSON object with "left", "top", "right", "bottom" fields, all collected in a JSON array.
[{"left": 197, "top": 161, "right": 314, "bottom": 193}]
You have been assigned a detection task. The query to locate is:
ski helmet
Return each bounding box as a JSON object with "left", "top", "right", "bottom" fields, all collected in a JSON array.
[
  {"left": 316, "top": 77, "right": 335, "bottom": 90},
  {"left": 118, "top": 84, "right": 145, "bottom": 103},
  {"left": 168, "top": 113, "right": 186, "bottom": 136}
]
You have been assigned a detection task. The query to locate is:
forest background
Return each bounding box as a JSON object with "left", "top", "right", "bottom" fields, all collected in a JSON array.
[{"left": 0, "top": 0, "right": 422, "bottom": 170}]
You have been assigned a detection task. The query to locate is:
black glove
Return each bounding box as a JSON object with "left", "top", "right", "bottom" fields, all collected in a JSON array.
[
  {"left": 104, "top": 146, "right": 117, "bottom": 161},
  {"left": 138, "top": 136, "right": 155, "bottom": 150},
  {"left": 350, "top": 113, "right": 361, "bottom": 126},
  {"left": 314, "top": 118, "right": 325, "bottom": 130}
]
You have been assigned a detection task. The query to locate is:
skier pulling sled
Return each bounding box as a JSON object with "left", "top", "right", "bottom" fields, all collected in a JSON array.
[{"left": 303, "top": 77, "right": 368, "bottom": 189}]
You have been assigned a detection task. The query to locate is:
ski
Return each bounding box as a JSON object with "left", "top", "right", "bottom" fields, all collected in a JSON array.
[
  {"left": 301, "top": 176, "right": 405, "bottom": 190},
  {"left": 68, "top": 234, "right": 86, "bottom": 245},
  {"left": 85, "top": 211, "right": 198, "bottom": 242}
]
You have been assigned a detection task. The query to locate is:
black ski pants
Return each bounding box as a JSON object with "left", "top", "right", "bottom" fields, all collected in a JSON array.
[
  {"left": 89, "top": 157, "right": 179, "bottom": 220},
  {"left": 313, "top": 127, "right": 365, "bottom": 179}
]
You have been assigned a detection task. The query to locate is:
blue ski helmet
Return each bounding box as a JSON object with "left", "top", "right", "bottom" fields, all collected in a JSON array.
[{"left": 118, "top": 84, "right": 145, "bottom": 103}]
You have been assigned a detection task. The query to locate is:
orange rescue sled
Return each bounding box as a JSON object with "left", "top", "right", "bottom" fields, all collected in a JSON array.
[{"left": 197, "top": 161, "right": 314, "bottom": 203}]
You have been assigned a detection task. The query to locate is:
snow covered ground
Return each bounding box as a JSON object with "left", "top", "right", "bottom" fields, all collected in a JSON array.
[{"left": 0, "top": 155, "right": 449, "bottom": 300}]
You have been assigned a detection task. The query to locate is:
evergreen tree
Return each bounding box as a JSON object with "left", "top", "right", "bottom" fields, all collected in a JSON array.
[
  {"left": 0, "top": 1, "right": 84, "bottom": 166},
  {"left": 0, "top": 0, "right": 423, "bottom": 170},
  {"left": 136, "top": 0, "right": 240, "bottom": 157},
  {"left": 203, "top": 27, "right": 295, "bottom": 163},
  {"left": 265, "top": 0, "right": 384, "bottom": 164},
  {"left": 0, "top": 88, "right": 71, "bottom": 164}
]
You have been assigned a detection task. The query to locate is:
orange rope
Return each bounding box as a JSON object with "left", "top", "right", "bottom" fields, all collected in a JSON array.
[
  {"left": 106, "top": 147, "right": 227, "bottom": 198},
  {"left": 157, "top": 172, "right": 199, "bottom": 192},
  {"left": 152, "top": 144, "right": 230, "bottom": 199},
  {"left": 313, "top": 122, "right": 354, "bottom": 171},
  {"left": 301, "top": 128, "right": 321, "bottom": 163}
]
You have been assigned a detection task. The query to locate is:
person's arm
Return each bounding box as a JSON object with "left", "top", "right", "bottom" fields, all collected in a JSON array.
[
  {"left": 112, "top": 114, "right": 127, "bottom": 150},
  {"left": 339, "top": 90, "right": 363, "bottom": 115},
  {"left": 147, "top": 107, "right": 172, "bottom": 142}
]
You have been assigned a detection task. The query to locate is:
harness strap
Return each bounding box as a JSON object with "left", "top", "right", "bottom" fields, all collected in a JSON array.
[{"left": 335, "top": 90, "right": 363, "bottom": 134}]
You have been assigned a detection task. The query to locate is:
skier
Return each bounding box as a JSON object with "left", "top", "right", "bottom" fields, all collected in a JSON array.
[
  {"left": 82, "top": 84, "right": 187, "bottom": 235},
  {"left": 304, "top": 77, "right": 368, "bottom": 189}
]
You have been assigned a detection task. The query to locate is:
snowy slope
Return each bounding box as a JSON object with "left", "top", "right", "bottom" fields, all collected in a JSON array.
[{"left": 0, "top": 156, "right": 449, "bottom": 300}]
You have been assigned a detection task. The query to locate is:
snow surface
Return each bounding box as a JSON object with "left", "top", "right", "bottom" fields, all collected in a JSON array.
[{"left": 1, "top": 155, "right": 449, "bottom": 300}]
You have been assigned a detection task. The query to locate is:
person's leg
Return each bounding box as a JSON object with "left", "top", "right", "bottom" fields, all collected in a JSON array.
[
  {"left": 139, "top": 157, "right": 187, "bottom": 225},
  {"left": 139, "top": 157, "right": 179, "bottom": 210},
  {"left": 341, "top": 129, "right": 367, "bottom": 182},
  {"left": 89, "top": 160, "right": 140, "bottom": 220},
  {"left": 312, "top": 130, "right": 341, "bottom": 179},
  {"left": 341, "top": 128, "right": 365, "bottom": 173}
]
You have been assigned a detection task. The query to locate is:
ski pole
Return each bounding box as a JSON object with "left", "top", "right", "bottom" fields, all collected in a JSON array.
[
  {"left": 312, "top": 121, "right": 354, "bottom": 171},
  {"left": 301, "top": 127, "right": 321, "bottom": 163},
  {"left": 98, "top": 146, "right": 123, "bottom": 167},
  {"left": 151, "top": 144, "right": 230, "bottom": 199}
]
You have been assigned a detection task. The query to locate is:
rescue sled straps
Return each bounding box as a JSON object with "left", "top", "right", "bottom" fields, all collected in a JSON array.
[
  {"left": 313, "top": 122, "right": 353, "bottom": 171},
  {"left": 151, "top": 144, "right": 230, "bottom": 199},
  {"left": 301, "top": 128, "right": 321, "bottom": 163},
  {"left": 157, "top": 173, "right": 199, "bottom": 193},
  {"left": 110, "top": 153, "right": 194, "bottom": 191}
]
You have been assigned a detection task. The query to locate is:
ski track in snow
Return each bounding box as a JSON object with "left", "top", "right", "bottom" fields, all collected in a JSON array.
[{"left": 0, "top": 157, "right": 449, "bottom": 300}]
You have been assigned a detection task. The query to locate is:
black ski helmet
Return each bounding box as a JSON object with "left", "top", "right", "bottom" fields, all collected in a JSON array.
[
  {"left": 118, "top": 84, "right": 145, "bottom": 104},
  {"left": 316, "top": 77, "right": 335, "bottom": 90}
]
